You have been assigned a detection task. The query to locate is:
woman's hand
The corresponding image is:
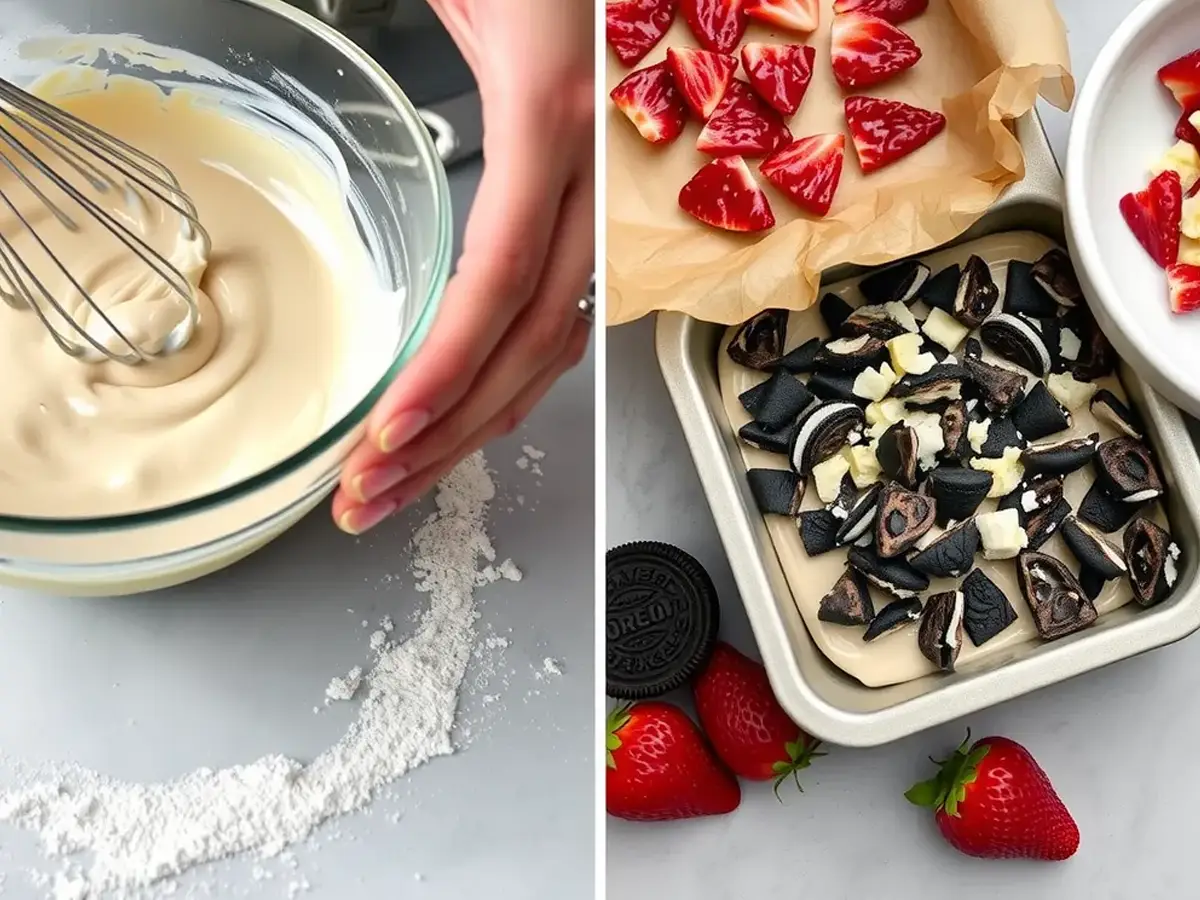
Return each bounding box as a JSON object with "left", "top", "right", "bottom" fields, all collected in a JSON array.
[{"left": 333, "top": 0, "right": 594, "bottom": 534}]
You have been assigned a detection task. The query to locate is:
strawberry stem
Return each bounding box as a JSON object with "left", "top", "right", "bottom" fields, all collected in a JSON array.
[
  {"left": 905, "top": 729, "right": 989, "bottom": 817},
  {"left": 771, "top": 735, "right": 825, "bottom": 801},
  {"left": 606, "top": 703, "right": 632, "bottom": 770}
]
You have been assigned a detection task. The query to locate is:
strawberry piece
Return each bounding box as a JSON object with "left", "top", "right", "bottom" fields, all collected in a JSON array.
[
  {"left": 745, "top": 0, "right": 819, "bottom": 34},
  {"left": 606, "top": 0, "right": 678, "bottom": 67},
  {"left": 682, "top": 0, "right": 748, "bottom": 55},
  {"left": 1119, "top": 170, "right": 1182, "bottom": 268},
  {"left": 832, "top": 0, "right": 928, "bottom": 24},
  {"left": 667, "top": 47, "right": 738, "bottom": 120},
  {"left": 606, "top": 702, "right": 741, "bottom": 822},
  {"left": 679, "top": 156, "right": 776, "bottom": 232},
  {"left": 741, "top": 43, "right": 815, "bottom": 118},
  {"left": 1159, "top": 48, "right": 1200, "bottom": 111},
  {"left": 831, "top": 12, "right": 922, "bottom": 90},
  {"left": 760, "top": 133, "right": 845, "bottom": 217},
  {"left": 1176, "top": 107, "right": 1200, "bottom": 150},
  {"left": 610, "top": 62, "right": 688, "bottom": 145},
  {"left": 907, "top": 733, "right": 1079, "bottom": 861},
  {"left": 697, "top": 81, "right": 792, "bottom": 157},
  {"left": 1168, "top": 264, "right": 1200, "bottom": 314},
  {"left": 693, "top": 642, "right": 824, "bottom": 791},
  {"left": 844, "top": 95, "right": 945, "bottom": 173}
]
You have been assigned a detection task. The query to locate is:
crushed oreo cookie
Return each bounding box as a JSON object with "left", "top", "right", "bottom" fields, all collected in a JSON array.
[
  {"left": 1077, "top": 480, "right": 1138, "bottom": 534},
  {"left": 1071, "top": 313, "right": 1117, "bottom": 381},
  {"left": 875, "top": 482, "right": 937, "bottom": 558},
  {"left": 999, "top": 476, "right": 1063, "bottom": 521},
  {"left": 907, "top": 519, "right": 980, "bottom": 578},
  {"left": 1011, "top": 381, "right": 1071, "bottom": 442},
  {"left": 979, "top": 417, "right": 1024, "bottom": 459},
  {"left": 820, "top": 293, "right": 854, "bottom": 336},
  {"left": 841, "top": 304, "right": 909, "bottom": 341},
  {"left": 818, "top": 568, "right": 876, "bottom": 626},
  {"left": 777, "top": 337, "right": 822, "bottom": 374},
  {"left": 728, "top": 309, "right": 788, "bottom": 370},
  {"left": 848, "top": 544, "right": 931, "bottom": 599},
  {"left": 876, "top": 423, "right": 919, "bottom": 488},
  {"left": 940, "top": 400, "right": 970, "bottom": 461},
  {"left": 747, "top": 469, "right": 806, "bottom": 517},
  {"left": 748, "top": 371, "right": 816, "bottom": 430},
  {"left": 1017, "top": 550, "right": 1098, "bottom": 640},
  {"left": 1031, "top": 248, "right": 1081, "bottom": 308},
  {"left": 1025, "top": 496, "right": 1072, "bottom": 551},
  {"left": 859, "top": 259, "right": 930, "bottom": 306},
  {"left": 738, "top": 419, "right": 798, "bottom": 455},
  {"left": 918, "top": 590, "right": 965, "bottom": 672},
  {"left": 926, "top": 466, "right": 993, "bottom": 525},
  {"left": 1004, "top": 260, "right": 1057, "bottom": 318},
  {"left": 952, "top": 255, "right": 1000, "bottom": 329},
  {"left": 963, "top": 354, "right": 1027, "bottom": 418},
  {"left": 808, "top": 369, "right": 860, "bottom": 404},
  {"left": 835, "top": 483, "right": 883, "bottom": 546},
  {"left": 1078, "top": 566, "right": 1105, "bottom": 602},
  {"left": 980, "top": 313, "right": 1052, "bottom": 377},
  {"left": 863, "top": 596, "right": 924, "bottom": 641},
  {"left": 1090, "top": 389, "right": 1143, "bottom": 440},
  {"left": 961, "top": 568, "right": 1018, "bottom": 646},
  {"left": 1094, "top": 437, "right": 1163, "bottom": 504},
  {"left": 1124, "top": 515, "right": 1180, "bottom": 607},
  {"left": 919, "top": 263, "right": 960, "bottom": 313},
  {"left": 1021, "top": 434, "right": 1099, "bottom": 478},
  {"left": 891, "top": 364, "right": 968, "bottom": 405},
  {"left": 1060, "top": 515, "right": 1127, "bottom": 581},
  {"left": 790, "top": 401, "right": 865, "bottom": 474},
  {"left": 798, "top": 509, "right": 841, "bottom": 556},
  {"left": 815, "top": 334, "right": 889, "bottom": 372}
]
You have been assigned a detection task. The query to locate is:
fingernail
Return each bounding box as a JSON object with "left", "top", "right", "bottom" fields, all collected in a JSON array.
[
  {"left": 378, "top": 410, "right": 431, "bottom": 453},
  {"left": 355, "top": 462, "right": 410, "bottom": 503},
  {"left": 338, "top": 499, "right": 397, "bottom": 535}
]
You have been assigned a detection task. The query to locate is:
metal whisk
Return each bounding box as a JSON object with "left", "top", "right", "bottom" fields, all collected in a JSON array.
[{"left": 0, "top": 77, "right": 210, "bottom": 365}]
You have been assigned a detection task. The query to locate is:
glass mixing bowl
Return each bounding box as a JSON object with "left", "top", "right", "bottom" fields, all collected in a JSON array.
[{"left": 0, "top": 0, "right": 453, "bottom": 594}]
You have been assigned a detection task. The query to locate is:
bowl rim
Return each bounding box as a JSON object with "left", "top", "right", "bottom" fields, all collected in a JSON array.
[
  {"left": 0, "top": 0, "right": 454, "bottom": 534},
  {"left": 1064, "top": 0, "right": 1198, "bottom": 414}
]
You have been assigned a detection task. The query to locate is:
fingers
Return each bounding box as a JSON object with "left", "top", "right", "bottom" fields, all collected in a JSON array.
[{"left": 333, "top": 326, "right": 588, "bottom": 535}]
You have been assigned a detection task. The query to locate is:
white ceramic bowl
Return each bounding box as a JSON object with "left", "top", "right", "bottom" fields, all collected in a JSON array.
[{"left": 1065, "top": 0, "right": 1200, "bottom": 417}]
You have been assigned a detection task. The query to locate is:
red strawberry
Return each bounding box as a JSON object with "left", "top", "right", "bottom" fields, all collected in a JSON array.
[
  {"left": 831, "top": 12, "right": 922, "bottom": 90},
  {"left": 611, "top": 62, "right": 688, "bottom": 145},
  {"left": 1177, "top": 108, "right": 1200, "bottom": 151},
  {"left": 668, "top": 47, "right": 738, "bottom": 120},
  {"left": 844, "top": 95, "right": 945, "bottom": 173},
  {"left": 832, "top": 0, "right": 928, "bottom": 24},
  {"left": 606, "top": 702, "right": 741, "bottom": 822},
  {"left": 1168, "top": 263, "right": 1200, "bottom": 314},
  {"left": 1159, "top": 49, "right": 1200, "bottom": 111},
  {"left": 679, "top": 156, "right": 776, "bottom": 232},
  {"left": 682, "top": 0, "right": 748, "bottom": 55},
  {"left": 760, "top": 134, "right": 845, "bottom": 218},
  {"left": 745, "top": 0, "right": 819, "bottom": 34},
  {"left": 1119, "top": 170, "right": 1182, "bottom": 268},
  {"left": 693, "top": 642, "right": 824, "bottom": 791},
  {"left": 606, "top": 0, "right": 678, "bottom": 67},
  {"left": 697, "top": 81, "right": 792, "bottom": 157},
  {"left": 906, "top": 733, "right": 1079, "bottom": 861},
  {"left": 741, "top": 43, "right": 815, "bottom": 118}
]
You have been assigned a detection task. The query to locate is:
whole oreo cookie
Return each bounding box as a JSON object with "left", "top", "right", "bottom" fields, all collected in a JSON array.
[{"left": 606, "top": 542, "right": 720, "bottom": 699}]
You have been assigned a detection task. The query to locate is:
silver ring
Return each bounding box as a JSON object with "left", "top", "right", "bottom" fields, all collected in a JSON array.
[{"left": 577, "top": 273, "right": 596, "bottom": 325}]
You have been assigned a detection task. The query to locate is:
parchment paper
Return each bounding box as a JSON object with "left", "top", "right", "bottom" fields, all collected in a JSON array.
[{"left": 605, "top": 0, "right": 1074, "bottom": 326}]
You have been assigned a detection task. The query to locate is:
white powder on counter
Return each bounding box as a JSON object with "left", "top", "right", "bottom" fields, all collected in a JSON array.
[{"left": 0, "top": 451, "right": 505, "bottom": 897}]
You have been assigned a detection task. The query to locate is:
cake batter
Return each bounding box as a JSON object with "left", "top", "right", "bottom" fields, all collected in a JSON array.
[{"left": 0, "top": 74, "right": 378, "bottom": 517}]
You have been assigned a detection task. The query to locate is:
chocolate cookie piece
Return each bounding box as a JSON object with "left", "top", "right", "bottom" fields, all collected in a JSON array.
[
  {"left": 1124, "top": 515, "right": 1182, "bottom": 607},
  {"left": 777, "top": 337, "right": 822, "bottom": 374},
  {"left": 790, "top": 402, "right": 865, "bottom": 474},
  {"left": 1078, "top": 481, "right": 1138, "bottom": 534},
  {"left": 875, "top": 482, "right": 937, "bottom": 558},
  {"left": 1071, "top": 313, "right": 1117, "bottom": 381},
  {"left": 1017, "top": 550, "right": 1098, "bottom": 640},
  {"left": 1032, "top": 248, "right": 1081, "bottom": 308},
  {"left": 1021, "top": 434, "right": 1099, "bottom": 478},
  {"left": 860, "top": 259, "right": 930, "bottom": 306},
  {"left": 1094, "top": 437, "right": 1163, "bottom": 504},
  {"left": 1004, "top": 260, "right": 1057, "bottom": 318},
  {"left": 746, "top": 469, "right": 806, "bottom": 517},
  {"left": 1090, "top": 389, "right": 1144, "bottom": 440},
  {"left": 952, "top": 255, "right": 1000, "bottom": 329},
  {"left": 848, "top": 544, "right": 931, "bottom": 599},
  {"left": 907, "top": 519, "right": 980, "bottom": 578},
  {"left": 979, "top": 417, "right": 1024, "bottom": 459},
  {"left": 818, "top": 568, "right": 876, "bottom": 626},
  {"left": 749, "top": 370, "right": 817, "bottom": 430},
  {"left": 998, "top": 476, "right": 1063, "bottom": 521},
  {"left": 814, "top": 334, "right": 889, "bottom": 372},
  {"left": 798, "top": 509, "right": 841, "bottom": 556},
  {"left": 940, "top": 400, "right": 970, "bottom": 461},
  {"left": 925, "top": 466, "right": 993, "bottom": 525},
  {"left": 918, "top": 590, "right": 966, "bottom": 672},
  {"left": 876, "top": 424, "right": 919, "bottom": 489},
  {"left": 1025, "top": 497, "right": 1072, "bottom": 551},
  {"left": 835, "top": 483, "right": 883, "bottom": 546},
  {"left": 841, "top": 304, "right": 909, "bottom": 341},
  {"left": 1011, "top": 381, "right": 1072, "bottom": 442},
  {"left": 820, "top": 293, "right": 854, "bottom": 336},
  {"left": 863, "top": 596, "right": 924, "bottom": 642},
  {"left": 961, "top": 568, "right": 1018, "bottom": 646},
  {"left": 980, "top": 314, "right": 1052, "bottom": 377},
  {"left": 1061, "top": 515, "right": 1127, "bottom": 581},
  {"left": 738, "top": 380, "right": 771, "bottom": 417},
  {"left": 808, "top": 370, "right": 860, "bottom": 404},
  {"left": 891, "top": 364, "right": 968, "bottom": 405},
  {"left": 738, "top": 419, "right": 797, "bottom": 456},
  {"left": 728, "top": 310, "right": 788, "bottom": 370},
  {"left": 919, "top": 263, "right": 960, "bottom": 313},
  {"left": 1079, "top": 566, "right": 1106, "bottom": 602},
  {"left": 963, "top": 355, "right": 1027, "bottom": 418}
]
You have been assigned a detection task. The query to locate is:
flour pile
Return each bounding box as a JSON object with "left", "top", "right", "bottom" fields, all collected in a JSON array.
[{"left": 0, "top": 451, "right": 503, "bottom": 897}]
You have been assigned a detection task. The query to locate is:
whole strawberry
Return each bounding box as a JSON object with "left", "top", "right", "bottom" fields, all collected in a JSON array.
[
  {"left": 906, "top": 732, "right": 1080, "bottom": 861},
  {"left": 693, "top": 641, "right": 823, "bottom": 794},
  {"left": 607, "top": 702, "right": 741, "bottom": 822}
]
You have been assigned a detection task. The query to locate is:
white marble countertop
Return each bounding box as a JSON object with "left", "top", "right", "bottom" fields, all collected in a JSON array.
[{"left": 606, "top": 2, "right": 1198, "bottom": 896}]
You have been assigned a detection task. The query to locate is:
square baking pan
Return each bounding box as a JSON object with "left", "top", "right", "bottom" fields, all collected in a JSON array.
[{"left": 654, "top": 112, "right": 1200, "bottom": 747}]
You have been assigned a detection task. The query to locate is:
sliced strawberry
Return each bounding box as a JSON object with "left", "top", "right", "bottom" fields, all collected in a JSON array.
[
  {"left": 831, "top": 12, "right": 922, "bottom": 90},
  {"left": 1168, "top": 263, "right": 1200, "bottom": 313},
  {"left": 697, "top": 81, "right": 792, "bottom": 157},
  {"left": 679, "top": 156, "right": 775, "bottom": 232},
  {"left": 741, "top": 43, "right": 815, "bottom": 118},
  {"left": 844, "top": 95, "right": 945, "bottom": 173},
  {"left": 1159, "top": 49, "right": 1200, "bottom": 111},
  {"left": 667, "top": 47, "right": 738, "bottom": 120},
  {"left": 760, "top": 134, "right": 845, "bottom": 217},
  {"left": 832, "top": 0, "right": 928, "bottom": 24},
  {"left": 606, "top": 0, "right": 678, "bottom": 67},
  {"left": 745, "top": 0, "right": 819, "bottom": 34},
  {"left": 1119, "top": 170, "right": 1183, "bottom": 269},
  {"left": 611, "top": 62, "right": 688, "bottom": 145},
  {"left": 1176, "top": 107, "right": 1200, "bottom": 151},
  {"left": 682, "top": 0, "right": 748, "bottom": 55}
]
